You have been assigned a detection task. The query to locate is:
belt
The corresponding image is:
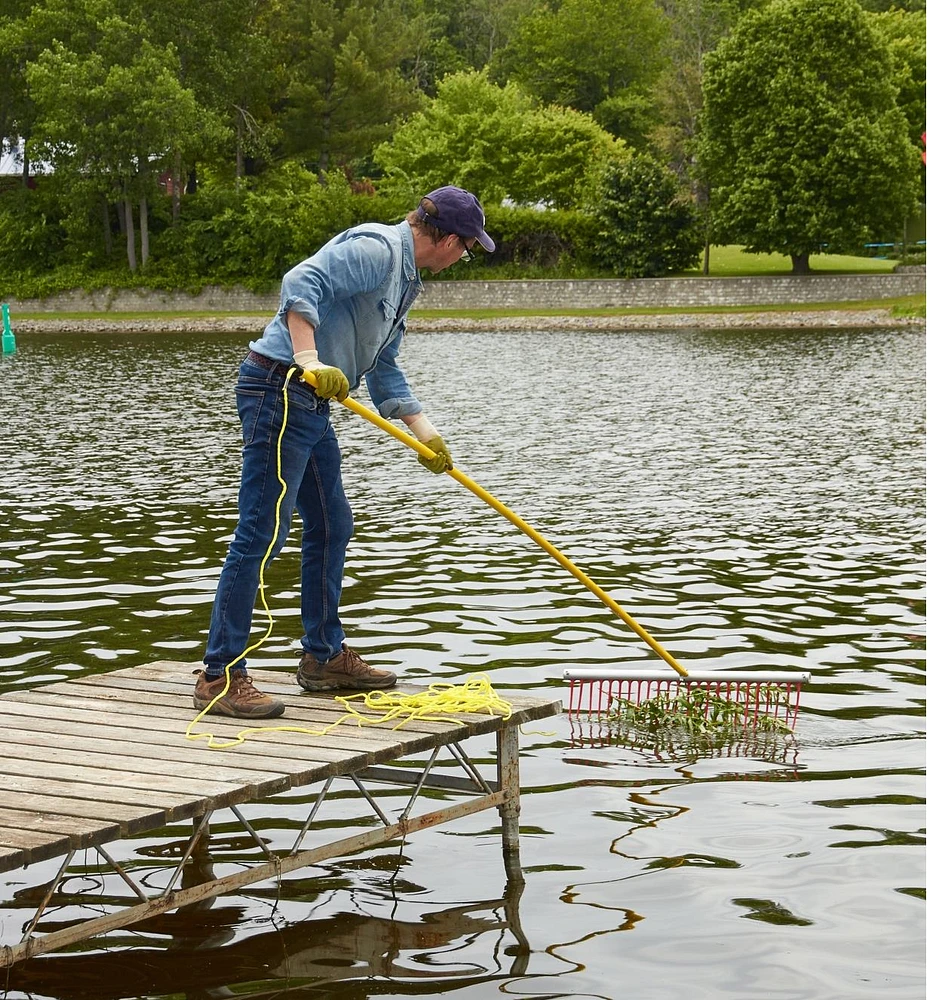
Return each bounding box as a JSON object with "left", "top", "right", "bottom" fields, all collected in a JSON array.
[
  {"left": 245, "top": 351, "right": 321, "bottom": 397},
  {"left": 246, "top": 350, "right": 290, "bottom": 372}
]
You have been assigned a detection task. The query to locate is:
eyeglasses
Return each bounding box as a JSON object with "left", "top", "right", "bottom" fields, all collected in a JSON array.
[{"left": 457, "top": 237, "right": 476, "bottom": 263}]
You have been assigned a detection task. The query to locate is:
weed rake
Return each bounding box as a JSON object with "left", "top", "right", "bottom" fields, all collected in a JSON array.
[{"left": 301, "top": 369, "right": 811, "bottom": 729}]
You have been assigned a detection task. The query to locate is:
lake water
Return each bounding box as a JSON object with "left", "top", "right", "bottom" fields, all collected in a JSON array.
[{"left": 0, "top": 326, "right": 924, "bottom": 999}]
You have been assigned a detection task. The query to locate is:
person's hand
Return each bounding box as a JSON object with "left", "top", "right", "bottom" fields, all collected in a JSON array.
[
  {"left": 294, "top": 350, "right": 349, "bottom": 401},
  {"left": 406, "top": 414, "right": 453, "bottom": 474},
  {"left": 418, "top": 436, "right": 452, "bottom": 474},
  {"left": 309, "top": 366, "right": 349, "bottom": 401}
]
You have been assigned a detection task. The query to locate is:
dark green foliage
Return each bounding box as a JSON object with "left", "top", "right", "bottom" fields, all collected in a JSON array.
[
  {"left": 0, "top": 182, "right": 67, "bottom": 274},
  {"left": 497, "top": 0, "right": 671, "bottom": 146},
  {"left": 591, "top": 155, "right": 702, "bottom": 276},
  {"left": 871, "top": 8, "right": 927, "bottom": 148},
  {"left": 424, "top": 204, "right": 602, "bottom": 279},
  {"left": 7, "top": 0, "right": 913, "bottom": 291},
  {"left": 148, "top": 168, "right": 403, "bottom": 289},
  {"left": 483, "top": 205, "right": 600, "bottom": 268}
]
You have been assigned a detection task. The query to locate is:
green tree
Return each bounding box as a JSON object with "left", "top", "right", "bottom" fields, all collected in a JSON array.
[
  {"left": 870, "top": 7, "right": 926, "bottom": 149},
  {"left": 590, "top": 153, "right": 702, "bottom": 276},
  {"left": 422, "top": 0, "right": 534, "bottom": 71},
  {"left": 499, "top": 0, "right": 671, "bottom": 146},
  {"left": 374, "top": 70, "right": 626, "bottom": 208},
  {"left": 27, "top": 33, "right": 218, "bottom": 270},
  {"left": 139, "top": 0, "right": 283, "bottom": 195},
  {"left": 276, "top": 0, "right": 427, "bottom": 175},
  {"left": 697, "top": 0, "right": 922, "bottom": 273},
  {"left": 0, "top": 0, "right": 66, "bottom": 183},
  {"left": 650, "top": 0, "right": 759, "bottom": 169}
]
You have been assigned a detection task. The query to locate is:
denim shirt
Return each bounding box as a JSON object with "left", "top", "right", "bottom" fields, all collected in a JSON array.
[{"left": 250, "top": 221, "right": 425, "bottom": 418}]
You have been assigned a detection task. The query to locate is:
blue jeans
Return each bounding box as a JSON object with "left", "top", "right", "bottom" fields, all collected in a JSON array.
[{"left": 203, "top": 357, "right": 354, "bottom": 677}]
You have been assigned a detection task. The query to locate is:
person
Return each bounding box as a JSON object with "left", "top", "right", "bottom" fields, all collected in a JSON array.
[{"left": 194, "top": 186, "right": 495, "bottom": 719}]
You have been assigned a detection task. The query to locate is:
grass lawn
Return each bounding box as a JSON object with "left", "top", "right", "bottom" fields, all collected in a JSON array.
[
  {"left": 408, "top": 295, "right": 924, "bottom": 320},
  {"left": 687, "top": 245, "right": 902, "bottom": 276}
]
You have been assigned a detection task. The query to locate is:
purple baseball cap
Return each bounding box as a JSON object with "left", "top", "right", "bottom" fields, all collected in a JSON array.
[{"left": 418, "top": 186, "right": 495, "bottom": 253}]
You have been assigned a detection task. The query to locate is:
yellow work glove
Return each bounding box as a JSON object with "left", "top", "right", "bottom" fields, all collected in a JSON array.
[
  {"left": 407, "top": 414, "right": 453, "bottom": 474},
  {"left": 293, "top": 349, "right": 349, "bottom": 401},
  {"left": 418, "top": 436, "right": 453, "bottom": 474}
]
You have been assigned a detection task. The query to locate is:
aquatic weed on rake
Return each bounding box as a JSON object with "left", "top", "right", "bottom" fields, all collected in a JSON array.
[{"left": 564, "top": 669, "right": 809, "bottom": 732}]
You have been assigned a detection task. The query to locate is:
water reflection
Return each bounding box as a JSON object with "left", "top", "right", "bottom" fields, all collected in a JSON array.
[
  {"left": 9, "top": 850, "right": 531, "bottom": 1000},
  {"left": 0, "top": 327, "right": 923, "bottom": 999}
]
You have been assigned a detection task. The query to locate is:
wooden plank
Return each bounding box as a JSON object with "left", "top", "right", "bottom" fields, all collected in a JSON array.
[
  {"left": 0, "top": 788, "right": 164, "bottom": 834},
  {"left": 0, "top": 662, "right": 560, "bottom": 884},
  {"left": 65, "top": 666, "right": 559, "bottom": 722},
  {"left": 0, "top": 729, "right": 292, "bottom": 788},
  {"left": 1, "top": 755, "right": 243, "bottom": 801},
  {"left": 0, "top": 726, "right": 318, "bottom": 780},
  {"left": 0, "top": 701, "right": 467, "bottom": 761},
  {"left": 0, "top": 825, "right": 87, "bottom": 869},
  {"left": 0, "top": 772, "right": 194, "bottom": 812},
  {"left": 0, "top": 711, "right": 370, "bottom": 772},
  {"left": 0, "top": 806, "right": 121, "bottom": 844},
  {"left": 0, "top": 711, "right": 438, "bottom": 789},
  {"left": 30, "top": 675, "right": 509, "bottom": 734},
  {"left": 23, "top": 673, "right": 560, "bottom": 736},
  {"left": 8, "top": 687, "right": 473, "bottom": 739},
  {"left": 0, "top": 694, "right": 448, "bottom": 747}
]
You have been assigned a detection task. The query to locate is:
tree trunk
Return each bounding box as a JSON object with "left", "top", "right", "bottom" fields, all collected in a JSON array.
[
  {"left": 21, "top": 148, "right": 29, "bottom": 187},
  {"left": 186, "top": 166, "right": 198, "bottom": 195},
  {"left": 125, "top": 196, "right": 137, "bottom": 272},
  {"left": 698, "top": 181, "right": 711, "bottom": 275},
  {"left": 172, "top": 150, "right": 181, "bottom": 224},
  {"left": 236, "top": 119, "right": 244, "bottom": 193},
  {"left": 318, "top": 103, "right": 331, "bottom": 178},
  {"left": 140, "top": 194, "right": 149, "bottom": 267},
  {"left": 101, "top": 199, "right": 112, "bottom": 256},
  {"left": 790, "top": 252, "right": 811, "bottom": 274}
]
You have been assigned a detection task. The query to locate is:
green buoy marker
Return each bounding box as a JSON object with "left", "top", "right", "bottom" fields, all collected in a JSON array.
[{"left": 2, "top": 304, "right": 16, "bottom": 355}]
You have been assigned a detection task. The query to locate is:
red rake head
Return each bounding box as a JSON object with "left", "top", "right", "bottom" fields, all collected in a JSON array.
[{"left": 563, "top": 669, "right": 810, "bottom": 733}]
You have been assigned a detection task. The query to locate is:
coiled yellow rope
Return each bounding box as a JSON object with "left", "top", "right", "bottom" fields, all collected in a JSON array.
[
  {"left": 185, "top": 367, "right": 510, "bottom": 751},
  {"left": 188, "top": 673, "right": 513, "bottom": 751}
]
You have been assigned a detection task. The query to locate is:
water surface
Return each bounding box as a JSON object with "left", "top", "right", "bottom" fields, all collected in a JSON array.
[{"left": 0, "top": 326, "right": 923, "bottom": 999}]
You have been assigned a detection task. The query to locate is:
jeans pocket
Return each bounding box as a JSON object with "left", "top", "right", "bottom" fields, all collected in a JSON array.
[
  {"left": 235, "top": 387, "right": 265, "bottom": 446},
  {"left": 289, "top": 383, "right": 325, "bottom": 416}
]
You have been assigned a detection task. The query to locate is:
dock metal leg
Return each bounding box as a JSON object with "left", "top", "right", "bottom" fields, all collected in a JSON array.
[{"left": 496, "top": 725, "right": 524, "bottom": 885}]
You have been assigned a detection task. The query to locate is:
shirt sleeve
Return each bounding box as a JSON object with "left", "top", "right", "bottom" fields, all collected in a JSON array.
[
  {"left": 365, "top": 324, "right": 423, "bottom": 419},
  {"left": 280, "top": 235, "right": 392, "bottom": 329}
]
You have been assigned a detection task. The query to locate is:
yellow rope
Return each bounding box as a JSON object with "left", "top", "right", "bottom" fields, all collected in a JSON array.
[
  {"left": 189, "top": 675, "right": 513, "bottom": 752},
  {"left": 185, "top": 368, "right": 511, "bottom": 750}
]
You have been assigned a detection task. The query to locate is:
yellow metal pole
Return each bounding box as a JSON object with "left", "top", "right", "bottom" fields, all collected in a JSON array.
[{"left": 301, "top": 371, "right": 688, "bottom": 678}]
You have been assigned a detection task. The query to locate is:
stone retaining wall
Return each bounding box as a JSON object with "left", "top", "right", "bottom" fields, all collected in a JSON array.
[
  {"left": 4, "top": 271, "right": 923, "bottom": 314},
  {"left": 416, "top": 272, "right": 924, "bottom": 309}
]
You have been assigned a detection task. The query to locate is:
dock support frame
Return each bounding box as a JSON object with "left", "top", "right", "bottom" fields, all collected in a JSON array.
[{"left": 0, "top": 732, "right": 522, "bottom": 968}]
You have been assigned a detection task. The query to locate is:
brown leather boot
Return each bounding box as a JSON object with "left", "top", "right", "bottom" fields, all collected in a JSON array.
[
  {"left": 296, "top": 644, "right": 397, "bottom": 692},
  {"left": 193, "top": 670, "right": 286, "bottom": 719}
]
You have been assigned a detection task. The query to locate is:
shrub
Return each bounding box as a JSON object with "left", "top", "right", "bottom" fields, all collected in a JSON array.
[
  {"left": 0, "top": 183, "right": 68, "bottom": 276},
  {"left": 590, "top": 154, "right": 702, "bottom": 277}
]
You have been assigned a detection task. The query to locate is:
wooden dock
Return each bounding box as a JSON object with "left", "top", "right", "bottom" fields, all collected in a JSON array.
[{"left": 0, "top": 661, "right": 561, "bottom": 966}]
